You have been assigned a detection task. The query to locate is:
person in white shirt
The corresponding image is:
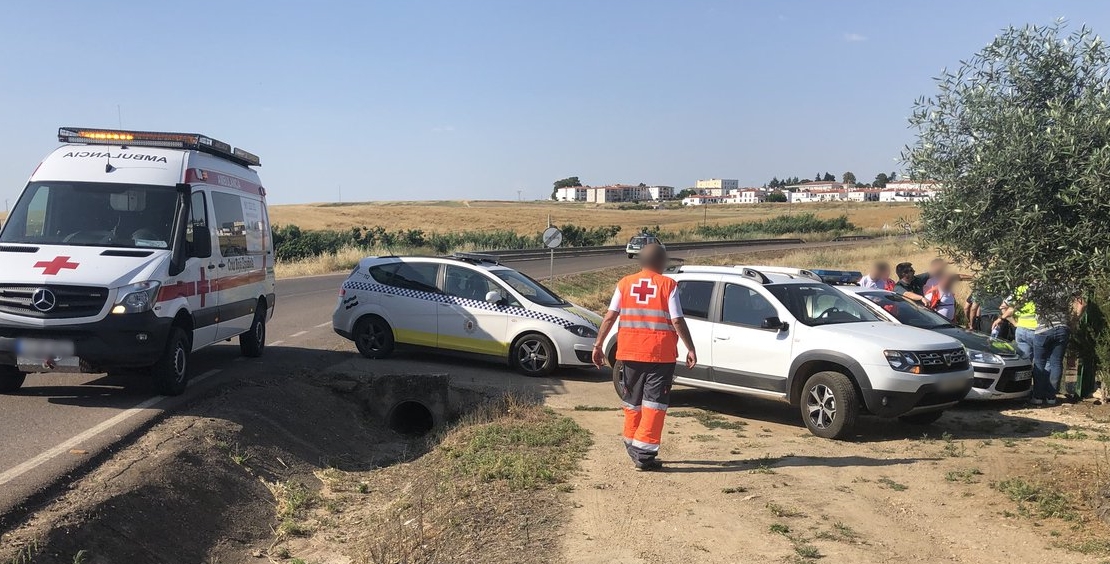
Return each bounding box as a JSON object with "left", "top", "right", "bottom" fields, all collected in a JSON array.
[
  {"left": 859, "top": 261, "right": 893, "bottom": 291},
  {"left": 924, "top": 273, "right": 959, "bottom": 321}
]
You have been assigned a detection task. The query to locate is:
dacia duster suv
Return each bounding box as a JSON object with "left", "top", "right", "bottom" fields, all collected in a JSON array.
[{"left": 602, "top": 265, "right": 973, "bottom": 439}]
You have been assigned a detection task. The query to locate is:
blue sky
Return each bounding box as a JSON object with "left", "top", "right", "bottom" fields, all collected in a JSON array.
[{"left": 2, "top": 1, "right": 1108, "bottom": 205}]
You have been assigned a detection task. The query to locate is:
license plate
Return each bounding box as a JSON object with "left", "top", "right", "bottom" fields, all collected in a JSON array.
[
  {"left": 17, "top": 356, "right": 82, "bottom": 373},
  {"left": 1013, "top": 370, "right": 1032, "bottom": 381},
  {"left": 938, "top": 377, "right": 968, "bottom": 392},
  {"left": 16, "top": 338, "right": 75, "bottom": 358}
]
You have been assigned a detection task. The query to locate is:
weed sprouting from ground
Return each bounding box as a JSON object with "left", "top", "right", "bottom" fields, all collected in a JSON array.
[
  {"left": 993, "top": 478, "right": 1079, "bottom": 521},
  {"left": 946, "top": 468, "right": 983, "bottom": 484},
  {"left": 878, "top": 477, "right": 909, "bottom": 491},
  {"left": 573, "top": 405, "right": 620, "bottom": 412},
  {"left": 766, "top": 502, "right": 805, "bottom": 518}
]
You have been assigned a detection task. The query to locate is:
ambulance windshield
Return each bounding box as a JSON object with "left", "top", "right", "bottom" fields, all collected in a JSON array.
[{"left": 1, "top": 181, "right": 179, "bottom": 249}]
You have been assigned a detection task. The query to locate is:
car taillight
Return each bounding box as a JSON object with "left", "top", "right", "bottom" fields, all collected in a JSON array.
[{"left": 339, "top": 288, "right": 346, "bottom": 296}]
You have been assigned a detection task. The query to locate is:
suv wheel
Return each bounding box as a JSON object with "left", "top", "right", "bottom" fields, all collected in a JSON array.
[
  {"left": 152, "top": 328, "right": 191, "bottom": 396},
  {"left": 898, "top": 411, "right": 945, "bottom": 425},
  {"left": 355, "top": 316, "right": 395, "bottom": 359},
  {"left": 800, "top": 371, "right": 859, "bottom": 439},
  {"left": 512, "top": 333, "right": 556, "bottom": 376},
  {"left": 0, "top": 365, "right": 26, "bottom": 394},
  {"left": 611, "top": 360, "right": 624, "bottom": 397},
  {"left": 627, "top": 253, "right": 635, "bottom": 259}
]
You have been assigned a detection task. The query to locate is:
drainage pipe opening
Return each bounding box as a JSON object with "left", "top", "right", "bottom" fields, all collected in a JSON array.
[{"left": 388, "top": 400, "right": 435, "bottom": 436}]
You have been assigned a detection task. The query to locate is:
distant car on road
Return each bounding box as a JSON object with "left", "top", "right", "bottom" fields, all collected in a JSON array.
[
  {"left": 836, "top": 286, "right": 1032, "bottom": 401},
  {"left": 626, "top": 234, "right": 664, "bottom": 259},
  {"left": 332, "top": 253, "right": 602, "bottom": 376}
]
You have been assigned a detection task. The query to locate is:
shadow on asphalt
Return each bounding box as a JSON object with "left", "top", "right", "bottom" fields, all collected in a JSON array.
[{"left": 660, "top": 455, "right": 939, "bottom": 474}]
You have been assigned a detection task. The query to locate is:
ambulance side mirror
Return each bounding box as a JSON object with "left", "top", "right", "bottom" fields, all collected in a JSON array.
[
  {"left": 485, "top": 291, "right": 504, "bottom": 305},
  {"left": 190, "top": 227, "right": 212, "bottom": 259}
]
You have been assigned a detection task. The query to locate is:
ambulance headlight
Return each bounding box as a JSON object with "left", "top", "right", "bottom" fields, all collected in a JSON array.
[
  {"left": 112, "top": 281, "right": 161, "bottom": 314},
  {"left": 565, "top": 324, "right": 598, "bottom": 338}
]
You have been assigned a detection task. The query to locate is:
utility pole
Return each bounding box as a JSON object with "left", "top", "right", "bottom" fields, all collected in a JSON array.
[
  {"left": 517, "top": 189, "right": 522, "bottom": 201},
  {"left": 338, "top": 184, "right": 343, "bottom": 203}
]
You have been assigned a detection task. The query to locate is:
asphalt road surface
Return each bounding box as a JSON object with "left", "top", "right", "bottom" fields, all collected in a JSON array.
[{"left": 0, "top": 239, "right": 863, "bottom": 522}]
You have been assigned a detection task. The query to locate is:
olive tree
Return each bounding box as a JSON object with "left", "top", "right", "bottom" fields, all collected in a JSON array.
[{"left": 904, "top": 21, "right": 1110, "bottom": 299}]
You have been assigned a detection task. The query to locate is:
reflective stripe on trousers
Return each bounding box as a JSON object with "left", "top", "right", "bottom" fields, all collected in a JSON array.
[{"left": 618, "top": 360, "right": 676, "bottom": 464}]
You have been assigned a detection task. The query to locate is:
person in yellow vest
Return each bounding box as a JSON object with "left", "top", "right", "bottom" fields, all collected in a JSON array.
[
  {"left": 592, "top": 244, "right": 697, "bottom": 471},
  {"left": 995, "top": 285, "right": 1037, "bottom": 360}
]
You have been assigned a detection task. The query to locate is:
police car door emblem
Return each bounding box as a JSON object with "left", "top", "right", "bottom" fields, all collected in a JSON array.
[
  {"left": 630, "top": 279, "right": 658, "bottom": 304},
  {"left": 465, "top": 320, "right": 476, "bottom": 333}
]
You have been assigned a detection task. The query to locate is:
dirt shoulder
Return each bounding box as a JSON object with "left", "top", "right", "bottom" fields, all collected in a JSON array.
[{"left": 554, "top": 386, "right": 1110, "bottom": 564}]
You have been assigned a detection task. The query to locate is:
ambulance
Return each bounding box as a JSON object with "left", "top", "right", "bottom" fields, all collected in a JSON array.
[{"left": 0, "top": 127, "right": 275, "bottom": 395}]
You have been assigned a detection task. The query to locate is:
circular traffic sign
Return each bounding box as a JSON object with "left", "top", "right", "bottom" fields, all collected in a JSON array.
[{"left": 542, "top": 226, "right": 563, "bottom": 248}]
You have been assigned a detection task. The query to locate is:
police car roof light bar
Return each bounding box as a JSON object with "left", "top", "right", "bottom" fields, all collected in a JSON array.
[
  {"left": 450, "top": 252, "right": 502, "bottom": 264},
  {"left": 58, "top": 127, "right": 262, "bottom": 168}
]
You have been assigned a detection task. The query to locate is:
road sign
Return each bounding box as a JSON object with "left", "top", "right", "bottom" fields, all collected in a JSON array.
[{"left": 542, "top": 226, "right": 563, "bottom": 248}]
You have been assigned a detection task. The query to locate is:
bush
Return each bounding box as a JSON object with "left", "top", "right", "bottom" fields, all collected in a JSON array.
[{"left": 695, "top": 214, "right": 855, "bottom": 238}]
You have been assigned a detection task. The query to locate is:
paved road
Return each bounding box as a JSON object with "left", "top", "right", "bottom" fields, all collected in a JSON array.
[{"left": 0, "top": 239, "right": 864, "bottom": 522}]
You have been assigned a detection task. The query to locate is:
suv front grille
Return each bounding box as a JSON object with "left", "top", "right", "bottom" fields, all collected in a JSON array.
[
  {"left": 916, "top": 348, "right": 969, "bottom": 374},
  {"left": 0, "top": 284, "right": 109, "bottom": 319}
]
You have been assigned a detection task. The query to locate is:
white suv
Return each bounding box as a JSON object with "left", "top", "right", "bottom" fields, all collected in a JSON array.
[
  {"left": 332, "top": 254, "right": 602, "bottom": 376},
  {"left": 601, "top": 265, "right": 973, "bottom": 439}
]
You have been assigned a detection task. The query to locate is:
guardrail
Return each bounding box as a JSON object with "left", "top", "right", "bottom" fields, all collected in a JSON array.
[{"left": 485, "top": 234, "right": 874, "bottom": 262}]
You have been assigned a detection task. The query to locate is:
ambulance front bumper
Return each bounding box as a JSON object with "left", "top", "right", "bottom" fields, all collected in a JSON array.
[{"left": 0, "top": 312, "right": 174, "bottom": 372}]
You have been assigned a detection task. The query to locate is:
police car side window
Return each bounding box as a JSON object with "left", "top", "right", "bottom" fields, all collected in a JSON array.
[
  {"left": 677, "top": 280, "right": 714, "bottom": 320},
  {"left": 392, "top": 263, "right": 440, "bottom": 294},
  {"left": 367, "top": 264, "right": 398, "bottom": 285}
]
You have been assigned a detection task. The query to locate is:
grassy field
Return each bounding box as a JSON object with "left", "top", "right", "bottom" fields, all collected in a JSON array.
[{"left": 268, "top": 200, "right": 920, "bottom": 235}]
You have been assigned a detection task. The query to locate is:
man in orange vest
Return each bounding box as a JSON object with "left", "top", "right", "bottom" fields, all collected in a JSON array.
[{"left": 592, "top": 244, "right": 697, "bottom": 471}]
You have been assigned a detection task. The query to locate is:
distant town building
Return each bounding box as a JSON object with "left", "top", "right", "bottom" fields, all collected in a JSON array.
[
  {"left": 723, "top": 188, "right": 766, "bottom": 204},
  {"left": 554, "top": 186, "right": 588, "bottom": 201},
  {"left": 783, "top": 181, "right": 849, "bottom": 192},
  {"left": 647, "top": 185, "right": 675, "bottom": 200},
  {"left": 695, "top": 178, "right": 739, "bottom": 196},
  {"left": 879, "top": 180, "right": 940, "bottom": 202},
  {"left": 682, "top": 194, "right": 724, "bottom": 206},
  {"left": 555, "top": 184, "right": 674, "bottom": 203}
]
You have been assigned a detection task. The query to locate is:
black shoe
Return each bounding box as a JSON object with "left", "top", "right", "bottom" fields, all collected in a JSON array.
[{"left": 635, "top": 459, "right": 663, "bottom": 471}]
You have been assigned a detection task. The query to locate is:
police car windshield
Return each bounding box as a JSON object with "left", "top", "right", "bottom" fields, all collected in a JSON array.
[
  {"left": 858, "top": 291, "right": 953, "bottom": 330},
  {"left": 766, "top": 283, "right": 883, "bottom": 326},
  {"left": 1, "top": 182, "right": 179, "bottom": 249},
  {"left": 492, "top": 269, "right": 566, "bottom": 307}
]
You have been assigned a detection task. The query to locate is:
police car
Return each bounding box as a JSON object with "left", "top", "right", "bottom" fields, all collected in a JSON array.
[
  {"left": 626, "top": 234, "right": 664, "bottom": 259},
  {"left": 332, "top": 254, "right": 603, "bottom": 376},
  {"left": 0, "top": 127, "right": 275, "bottom": 396}
]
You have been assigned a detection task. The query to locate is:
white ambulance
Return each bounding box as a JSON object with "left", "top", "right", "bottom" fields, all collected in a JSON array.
[{"left": 0, "top": 127, "right": 275, "bottom": 395}]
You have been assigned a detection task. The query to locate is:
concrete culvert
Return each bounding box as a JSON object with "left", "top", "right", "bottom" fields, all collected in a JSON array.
[{"left": 388, "top": 400, "right": 435, "bottom": 436}]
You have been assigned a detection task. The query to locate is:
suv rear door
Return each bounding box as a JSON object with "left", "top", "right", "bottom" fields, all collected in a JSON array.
[
  {"left": 673, "top": 277, "right": 718, "bottom": 381},
  {"left": 709, "top": 281, "right": 792, "bottom": 395}
]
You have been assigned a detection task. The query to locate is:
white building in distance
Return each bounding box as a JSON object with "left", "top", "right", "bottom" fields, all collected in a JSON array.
[
  {"left": 695, "top": 179, "right": 739, "bottom": 196},
  {"left": 555, "top": 184, "right": 674, "bottom": 203}
]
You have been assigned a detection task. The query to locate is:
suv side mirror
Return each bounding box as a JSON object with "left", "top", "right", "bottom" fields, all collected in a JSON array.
[
  {"left": 485, "top": 290, "right": 504, "bottom": 304},
  {"left": 190, "top": 227, "right": 212, "bottom": 259},
  {"left": 761, "top": 316, "right": 788, "bottom": 332}
]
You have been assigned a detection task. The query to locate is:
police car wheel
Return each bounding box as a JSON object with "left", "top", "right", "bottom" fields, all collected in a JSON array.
[
  {"left": 800, "top": 371, "right": 858, "bottom": 440},
  {"left": 240, "top": 306, "right": 266, "bottom": 358},
  {"left": 512, "top": 333, "right": 556, "bottom": 376},
  {"left": 0, "top": 365, "right": 26, "bottom": 394},
  {"left": 898, "top": 410, "right": 945, "bottom": 425},
  {"left": 355, "top": 316, "right": 394, "bottom": 359},
  {"left": 627, "top": 253, "right": 635, "bottom": 259},
  {"left": 152, "top": 328, "right": 191, "bottom": 396}
]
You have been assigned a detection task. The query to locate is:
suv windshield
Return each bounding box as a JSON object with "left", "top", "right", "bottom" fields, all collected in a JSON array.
[
  {"left": 492, "top": 269, "right": 566, "bottom": 307},
  {"left": 766, "top": 283, "right": 883, "bottom": 326},
  {"left": 857, "top": 291, "right": 953, "bottom": 330},
  {"left": 1, "top": 181, "right": 180, "bottom": 249}
]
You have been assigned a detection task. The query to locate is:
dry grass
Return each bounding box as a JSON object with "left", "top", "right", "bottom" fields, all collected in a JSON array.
[{"left": 269, "top": 200, "right": 919, "bottom": 235}]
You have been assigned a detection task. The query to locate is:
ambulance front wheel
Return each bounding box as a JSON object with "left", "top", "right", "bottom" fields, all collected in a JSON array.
[
  {"left": 0, "top": 365, "right": 26, "bottom": 394},
  {"left": 152, "top": 328, "right": 191, "bottom": 396},
  {"left": 355, "top": 316, "right": 395, "bottom": 359},
  {"left": 240, "top": 304, "right": 267, "bottom": 358}
]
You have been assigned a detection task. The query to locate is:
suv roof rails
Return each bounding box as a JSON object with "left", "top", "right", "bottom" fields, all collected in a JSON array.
[
  {"left": 665, "top": 264, "right": 771, "bottom": 284},
  {"left": 447, "top": 252, "right": 502, "bottom": 265},
  {"left": 736, "top": 265, "right": 823, "bottom": 282}
]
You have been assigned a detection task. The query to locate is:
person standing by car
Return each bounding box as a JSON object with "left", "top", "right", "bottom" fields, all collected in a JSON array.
[
  {"left": 1030, "top": 289, "right": 1086, "bottom": 405},
  {"left": 859, "top": 261, "right": 894, "bottom": 291},
  {"left": 925, "top": 273, "right": 960, "bottom": 321},
  {"left": 592, "top": 244, "right": 697, "bottom": 471},
  {"left": 894, "top": 262, "right": 927, "bottom": 303},
  {"left": 996, "top": 285, "right": 1038, "bottom": 361}
]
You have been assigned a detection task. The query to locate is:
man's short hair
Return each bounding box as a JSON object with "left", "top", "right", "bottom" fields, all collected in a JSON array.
[{"left": 895, "top": 262, "right": 915, "bottom": 279}]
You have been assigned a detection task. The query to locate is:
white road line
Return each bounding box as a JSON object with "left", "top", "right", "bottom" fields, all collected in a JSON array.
[
  {"left": 0, "top": 369, "right": 222, "bottom": 487},
  {"left": 315, "top": 322, "right": 331, "bottom": 329},
  {"left": 289, "top": 331, "right": 309, "bottom": 338},
  {"left": 270, "top": 340, "right": 286, "bottom": 346}
]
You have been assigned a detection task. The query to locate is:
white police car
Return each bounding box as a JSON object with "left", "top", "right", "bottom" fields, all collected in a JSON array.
[{"left": 332, "top": 254, "right": 602, "bottom": 376}]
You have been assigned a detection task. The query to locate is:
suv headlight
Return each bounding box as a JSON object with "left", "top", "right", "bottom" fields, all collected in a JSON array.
[
  {"left": 565, "top": 324, "right": 598, "bottom": 338},
  {"left": 111, "top": 281, "right": 161, "bottom": 314},
  {"left": 967, "top": 349, "right": 1003, "bottom": 365},
  {"left": 884, "top": 350, "right": 922, "bottom": 373}
]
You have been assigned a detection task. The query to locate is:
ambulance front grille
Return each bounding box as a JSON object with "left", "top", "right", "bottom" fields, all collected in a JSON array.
[{"left": 0, "top": 284, "right": 109, "bottom": 319}]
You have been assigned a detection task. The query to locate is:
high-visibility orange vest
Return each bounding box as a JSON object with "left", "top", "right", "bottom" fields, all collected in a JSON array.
[{"left": 616, "top": 270, "right": 679, "bottom": 363}]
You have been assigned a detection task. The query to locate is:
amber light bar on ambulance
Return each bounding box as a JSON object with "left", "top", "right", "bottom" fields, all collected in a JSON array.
[{"left": 58, "top": 127, "right": 262, "bottom": 168}]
